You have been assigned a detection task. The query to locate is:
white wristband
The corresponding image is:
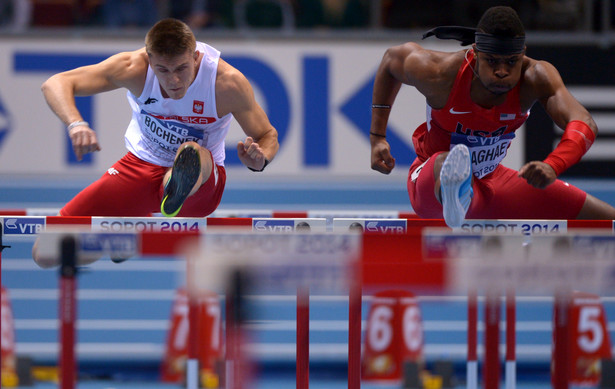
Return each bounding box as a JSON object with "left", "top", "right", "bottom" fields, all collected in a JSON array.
[{"left": 67, "top": 120, "right": 89, "bottom": 131}]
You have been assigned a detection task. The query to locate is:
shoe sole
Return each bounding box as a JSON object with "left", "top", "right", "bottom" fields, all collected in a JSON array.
[
  {"left": 161, "top": 146, "right": 201, "bottom": 217},
  {"left": 440, "top": 144, "right": 472, "bottom": 228}
]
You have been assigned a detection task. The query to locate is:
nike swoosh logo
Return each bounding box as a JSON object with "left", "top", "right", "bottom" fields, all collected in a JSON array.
[{"left": 449, "top": 108, "right": 472, "bottom": 115}]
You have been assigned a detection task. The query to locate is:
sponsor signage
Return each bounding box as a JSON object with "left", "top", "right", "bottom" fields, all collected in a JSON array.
[
  {"left": 332, "top": 218, "right": 407, "bottom": 233},
  {"left": 91, "top": 217, "right": 206, "bottom": 233},
  {"left": 0, "top": 217, "right": 45, "bottom": 236},
  {"left": 444, "top": 232, "right": 615, "bottom": 294},
  {"left": 78, "top": 232, "right": 138, "bottom": 257},
  {"left": 459, "top": 220, "right": 566, "bottom": 236},
  {"left": 252, "top": 218, "right": 327, "bottom": 233},
  {"left": 0, "top": 39, "right": 526, "bottom": 178},
  {"left": 189, "top": 232, "right": 360, "bottom": 294}
]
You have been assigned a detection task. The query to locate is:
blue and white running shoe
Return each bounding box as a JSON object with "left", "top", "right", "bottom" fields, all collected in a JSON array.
[{"left": 440, "top": 144, "right": 473, "bottom": 228}]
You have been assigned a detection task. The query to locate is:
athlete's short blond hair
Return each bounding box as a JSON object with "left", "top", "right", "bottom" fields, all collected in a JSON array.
[{"left": 145, "top": 18, "right": 196, "bottom": 58}]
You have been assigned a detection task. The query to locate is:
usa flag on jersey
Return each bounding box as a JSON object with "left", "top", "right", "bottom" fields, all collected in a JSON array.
[{"left": 500, "top": 113, "right": 516, "bottom": 121}]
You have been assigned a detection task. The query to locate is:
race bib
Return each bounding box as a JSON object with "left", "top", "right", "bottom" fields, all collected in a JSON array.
[
  {"left": 140, "top": 111, "right": 205, "bottom": 161},
  {"left": 450, "top": 133, "right": 515, "bottom": 179}
]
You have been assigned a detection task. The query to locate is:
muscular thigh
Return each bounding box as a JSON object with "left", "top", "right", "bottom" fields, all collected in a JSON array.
[
  {"left": 468, "top": 165, "right": 587, "bottom": 220},
  {"left": 174, "top": 164, "right": 226, "bottom": 217},
  {"left": 407, "top": 155, "right": 445, "bottom": 218},
  {"left": 407, "top": 159, "right": 587, "bottom": 220}
]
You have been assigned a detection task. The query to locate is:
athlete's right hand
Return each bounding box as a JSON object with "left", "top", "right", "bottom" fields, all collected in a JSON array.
[
  {"left": 371, "top": 141, "right": 396, "bottom": 174},
  {"left": 518, "top": 161, "right": 557, "bottom": 189},
  {"left": 68, "top": 125, "right": 101, "bottom": 161}
]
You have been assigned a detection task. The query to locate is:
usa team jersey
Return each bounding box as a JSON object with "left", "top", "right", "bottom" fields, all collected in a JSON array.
[
  {"left": 125, "top": 42, "right": 232, "bottom": 167},
  {"left": 412, "top": 50, "right": 529, "bottom": 178}
]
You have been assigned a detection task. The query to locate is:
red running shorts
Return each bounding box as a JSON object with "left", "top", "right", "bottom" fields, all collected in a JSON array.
[
  {"left": 407, "top": 154, "right": 586, "bottom": 220},
  {"left": 61, "top": 151, "right": 226, "bottom": 217}
]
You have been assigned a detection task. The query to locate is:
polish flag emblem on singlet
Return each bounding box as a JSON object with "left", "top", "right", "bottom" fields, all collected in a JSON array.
[{"left": 193, "top": 100, "right": 204, "bottom": 114}]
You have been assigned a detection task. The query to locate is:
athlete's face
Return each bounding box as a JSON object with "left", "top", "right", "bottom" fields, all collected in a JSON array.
[
  {"left": 149, "top": 50, "right": 199, "bottom": 99},
  {"left": 474, "top": 48, "right": 525, "bottom": 95}
]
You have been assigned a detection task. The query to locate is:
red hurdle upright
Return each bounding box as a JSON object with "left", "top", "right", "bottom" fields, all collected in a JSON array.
[
  {"left": 505, "top": 289, "right": 516, "bottom": 389},
  {"left": 59, "top": 236, "right": 78, "bottom": 389},
  {"left": 483, "top": 292, "right": 501, "bottom": 389},
  {"left": 467, "top": 290, "right": 478, "bottom": 389},
  {"left": 552, "top": 291, "right": 570, "bottom": 389},
  {"left": 296, "top": 286, "right": 309, "bottom": 389}
]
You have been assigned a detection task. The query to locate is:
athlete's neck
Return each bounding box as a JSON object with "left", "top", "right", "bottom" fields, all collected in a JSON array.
[{"left": 470, "top": 77, "right": 507, "bottom": 109}]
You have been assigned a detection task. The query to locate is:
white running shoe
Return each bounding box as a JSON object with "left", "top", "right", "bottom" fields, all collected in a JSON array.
[{"left": 440, "top": 144, "right": 473, "bottom": 228}]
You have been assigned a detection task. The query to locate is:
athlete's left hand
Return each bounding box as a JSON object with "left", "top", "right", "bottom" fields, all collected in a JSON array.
[
  {"left": 518, "top": 161, "right": 557, "bottom": 189},
  {"left": 237, "top": 136, "right": 268, "bottom": 171}
]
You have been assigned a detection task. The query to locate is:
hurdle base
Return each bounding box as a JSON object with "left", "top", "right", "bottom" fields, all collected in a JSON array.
[
  {"left": 505, "top": 360, "right": 516, "bottom": 389},
  {"left": 600, "top": 359, "right": 615, "bottom": 388},
  {"left": 433, "top": 360, "right": 455, "bottom": 388},
  {"left": 16, "top": 356, "right": 34, "bottom": 387},
  {"left": 402, "top": 361, "right": 421, "bottom": 389},
  {"left": 466, "top": 360, "right": 478, "bottom": 389},
  {"left": 185, "top": 359, "right": 199, "bottom": 389}
]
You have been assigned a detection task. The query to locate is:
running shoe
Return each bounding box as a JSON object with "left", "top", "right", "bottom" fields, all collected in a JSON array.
[
  {"left": 160, "top": 145, "right": 201, "bottom": 217},
  {"left": 440, "top": 144, "right": 473, "bottom": 228}
]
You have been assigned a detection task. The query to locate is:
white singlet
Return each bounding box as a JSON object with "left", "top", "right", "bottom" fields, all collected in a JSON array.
[{"left": 125, "top": 42, "right": 232, "bottom": 167}]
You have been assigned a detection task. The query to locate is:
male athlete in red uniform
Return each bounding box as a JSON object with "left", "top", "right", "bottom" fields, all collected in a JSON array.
[{"left": 370, "top": 6, "right": 615, "bottom": 227}]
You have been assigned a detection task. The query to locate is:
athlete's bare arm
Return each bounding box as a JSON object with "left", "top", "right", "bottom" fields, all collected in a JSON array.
[
  {"left": 370, "top": 42, "right": 462, "bottom": 174},
  {"left": 41, "top": 49, "right": 149, "bottom": 161},
  {"left": 518, "top": 59, "right": 597, "bottom": 188},
  {"left": 215, "top": 59, "right": 279, "bottom": 171}
]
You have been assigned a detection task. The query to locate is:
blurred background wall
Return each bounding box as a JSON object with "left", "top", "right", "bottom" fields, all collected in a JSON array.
[{"left": 0, "top": 0, "right": 614, "bottom": 208}]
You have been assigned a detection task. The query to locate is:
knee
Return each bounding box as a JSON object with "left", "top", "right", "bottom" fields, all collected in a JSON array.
[
  {"left": 175, "top": 141, "right": 202, "bottom": 161},
  {"left": 433, "top": 151, "right": 449, "bottom": 178},
  {"left": 32, "top": 239, "right": 58, "bottom": 269},
  {"left": 194, "top": 146, "right": 213, "bottom": 177},
  {"left": 177, "top": 142, "right": 212, "bottom": 167},
  {"left": 577, "top": 194, "right": 615, "bottom": 220},
  {"left": 181, "top": 141, "right": 201, "bottom": 150}
]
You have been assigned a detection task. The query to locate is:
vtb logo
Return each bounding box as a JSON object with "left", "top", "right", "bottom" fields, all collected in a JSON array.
[
  {"left": 365, "top": 220, "right": 407, "bottom": 234},
  {"left": 253, "top": 219, "right": 294, "bottom": 232},
  {"left": 193, "top": 100, "right": 204, "bottom": 114},
  {"left": 2, "top": 217, "right": 45, "bottom": 235}
]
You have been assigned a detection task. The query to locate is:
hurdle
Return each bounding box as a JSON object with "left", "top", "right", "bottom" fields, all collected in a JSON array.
[
  {"left": 4, "top": 218, "right": 458, "bottom": 389},
  {"left": 33, "top": 224, "right": 363, "bottom": 389},
  {"left": 467, "top": 289, "right": 478, "bottom": 389},
  {"left": 483, "top": 291, "right": 501, "bottom": 389},
  {"left": 6, "top": 214, "right": 615, "bottom": 389},
  {"left": 184, "top": 230, "right": 363, "bottom": 389},
  {"left": 59, "top": 236, "right": 77, "bottom": 389},
  {"left": 33, "top": 228, "right": 198, "bottom": 389},
  {"left": 296, "top": 285, "right": 309, "bottom": 389},
  {"left": 505, "top": 289, "right": 516, "bottom": 389},
  {"left": 31, "top": 218, "right": 434, "bottom": 389},
  {"left": 442, "top": 228, "right": 615, "bottom": 389}
]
